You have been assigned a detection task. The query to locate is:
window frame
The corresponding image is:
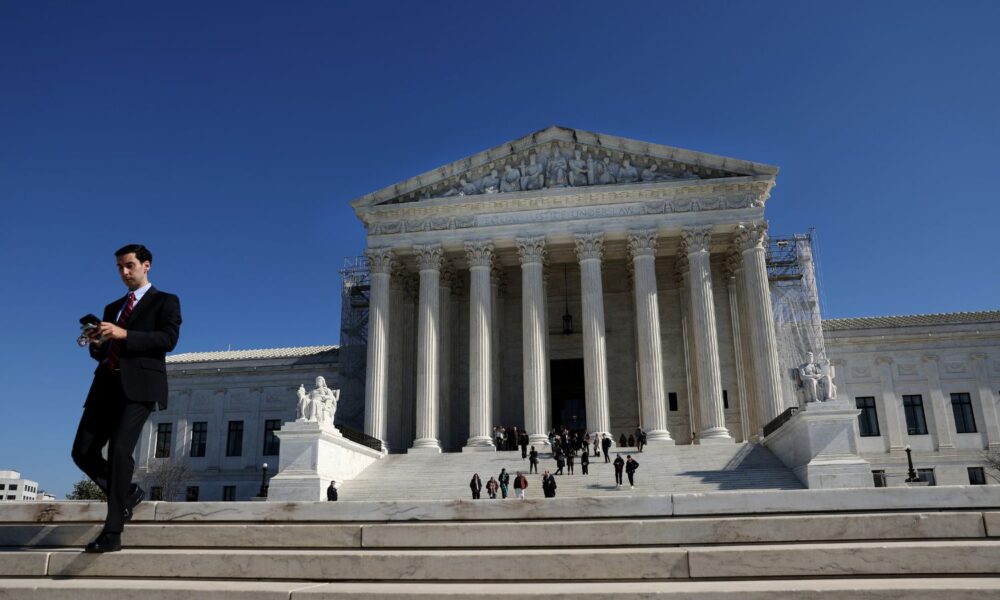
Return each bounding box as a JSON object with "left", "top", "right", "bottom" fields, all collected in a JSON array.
[
  {"left": 855, "top": 397, "right": 881, "bottom": 437},
  {"left": 225, "top": 421, "right": 244, "bottom": 457},
  {"left": 154, "top": 423, "right": 172, "bottom": 458},
  {"left": 189, "top": 421, "right": 208, "bottom": 458},
  {"left": 951, "top": 393, "right": 977, "bottom": 434},
  {"left": 902, "top": 394, "right": 928, "bottom": 435},
  {"left": 262, "top": 419, "right": 281, "bottom": 456}
]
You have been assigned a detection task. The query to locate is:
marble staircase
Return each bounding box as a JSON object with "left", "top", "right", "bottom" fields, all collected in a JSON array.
[
  {"left": 341, "top": 442, "right": 804, "bottom": 501},
  {"left": 1, "top": 487, "right": 999, "bottom": 598}
]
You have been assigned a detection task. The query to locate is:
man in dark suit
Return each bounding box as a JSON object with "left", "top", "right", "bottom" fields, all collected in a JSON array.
[{"left": 73, "top": 244, "right": 181, "bottom": 553}]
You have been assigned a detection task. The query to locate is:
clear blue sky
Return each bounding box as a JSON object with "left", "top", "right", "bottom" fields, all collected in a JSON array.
[{"left": 2, "top": 1, "right": 998, "bottom": 497}]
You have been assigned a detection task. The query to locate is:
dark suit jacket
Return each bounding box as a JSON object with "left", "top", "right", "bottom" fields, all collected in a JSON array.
[{"left": 87, "top": 286, "right": 182, "bottom": 410}]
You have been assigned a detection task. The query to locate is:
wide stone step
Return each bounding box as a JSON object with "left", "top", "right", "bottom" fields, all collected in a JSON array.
[
  {"left": 3, "top": 541, "right": 1000, "bottom": 580},
  {"left": 3, "top": 577, "right": 1000, "bottom": 599},
  {"left": 1, "top": 512, "right": 991, "bottom": 549}
]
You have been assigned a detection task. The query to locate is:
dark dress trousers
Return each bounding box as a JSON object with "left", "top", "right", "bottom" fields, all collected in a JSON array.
[{"left": 72, "top": 287, "right": 181, "bottom": 533}]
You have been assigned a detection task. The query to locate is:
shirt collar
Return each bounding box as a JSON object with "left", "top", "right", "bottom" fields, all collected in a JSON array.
[{"left": 129, "top": 282, "right": 153, "bottom": 303}]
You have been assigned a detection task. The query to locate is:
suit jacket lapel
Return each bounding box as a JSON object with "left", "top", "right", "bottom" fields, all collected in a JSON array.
[{"left": 126, "top": 286, "right": 159, "bottom": 327}]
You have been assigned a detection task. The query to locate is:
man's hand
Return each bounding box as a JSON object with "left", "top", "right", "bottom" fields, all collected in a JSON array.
[{"left": 95, "top": 322, "right": 128, "bottom": 340}]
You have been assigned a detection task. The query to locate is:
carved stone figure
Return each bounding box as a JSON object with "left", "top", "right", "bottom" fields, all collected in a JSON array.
[
  {"left": 500, "top": 164, "right": 521, "bottom": 192},
  {"left": 460, "top": 178, "right": 479, "bottom": 196},
  {"left": 594, "top": 155, "right": 615, "bottom": 185},
  {"left": 641, "top": 164, "right": 671, "bottom": 182},
  {"left": 618, "top": 159, "right": 639, "bottom": 184},
  {"left": 545, "top": 149, "right": 568, "bottom": 188},
  {"left": 295, "top": 376, "right": 341, "bottom": 425},
  {"left": 521, "top": 155, "right": 544, "bottom": 190},
  {"left": 296, "top": 385, "right": 311, "bottom": 422},
  {"left": 481, "top": 169, "right": 500, "bottom": 194},
  {"left": 798, "top": 351, "right": 837, "bottom": 403},
  {"left": 568, "top": 149, "right": 589, "bottom": 186}
]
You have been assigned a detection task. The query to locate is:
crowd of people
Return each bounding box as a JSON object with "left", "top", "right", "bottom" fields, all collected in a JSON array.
[{"left": 469, "top": 425, "right": 648, "bottom": 499}]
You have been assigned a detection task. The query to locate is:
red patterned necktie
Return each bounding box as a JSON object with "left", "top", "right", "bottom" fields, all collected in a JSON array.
[{"left": 106, "top": 291, "right": 135, "bottom": 371}]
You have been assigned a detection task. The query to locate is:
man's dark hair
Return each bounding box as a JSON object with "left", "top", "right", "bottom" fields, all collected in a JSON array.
[{"left": 115, "top": 244, "right": 153, "bottom": 264}]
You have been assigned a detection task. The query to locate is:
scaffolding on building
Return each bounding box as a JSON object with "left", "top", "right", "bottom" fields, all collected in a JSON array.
[{"left": 336, "top": 256, "right": 371, "bottom": 430}]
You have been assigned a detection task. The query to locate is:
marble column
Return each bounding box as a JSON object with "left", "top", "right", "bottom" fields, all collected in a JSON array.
[
  {"left": 737, "top": 258, "right": 760, "bottom": 439},
  {"left": 681, "top": 228, "right": 733, "bottom": 444},
  {"left": 464, "top": 240, "right": 496, "bottom": 450},
  {"left": 875, "top": 356, "right": 905, "bottom": 451},
  {"left": 438, "top": 267, "right": 455, "bottom": 450},
  {"left": 920, "top": 354, "right": 954, "bottom": 450},
  {"left": 574, "top": 232, "right": 611, "bottom": 437},
  {"left": 675, "top": 252, "right": 699, "bottom": 443},
  {"left": 363, "top": 247, "right": 394, "bottom": 451},
  {"left": 490, "top": 267, "right": 504, "bottom": 429},
  {"left": 628, "top": 230, "right": 672, "bottom": 442},
  {"left": 518, "top": 236, "right": 551, "bottom": 446},
  {"left": 971, "top": 353, "right": 1000, "bottom": 448},
  {"left": 735, "top": 223, "right": 785, "bottom": 427},
  {"left": 411, "top": 244, "right": 443, "bottom": 452},
  {"left": 725, "top": 251, "right": 750, "bottom": 443}
]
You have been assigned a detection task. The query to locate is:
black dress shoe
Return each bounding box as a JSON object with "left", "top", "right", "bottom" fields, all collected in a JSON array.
[
  {"left": 84, "top": 531, "right": 122, "bottom": 553},
  {"left": 123, "top": 484, "right": 145, "bottom": 523}
]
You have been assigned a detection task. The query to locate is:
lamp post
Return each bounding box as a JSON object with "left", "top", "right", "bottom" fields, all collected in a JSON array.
[
  {"left": 259, "top": 462, "right": 269, "bottom": 498},
  {"left": 904, "top": 445, "right": 921, "bottom": 483}
]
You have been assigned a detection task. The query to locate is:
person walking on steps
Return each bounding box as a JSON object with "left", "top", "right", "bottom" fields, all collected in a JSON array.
[
  {"left": 514, "top": 471, "right": 528, "bottom": 499},
  {"left": 326, "top": 480, "right": 338, "bottom": 501},
  {"left": 602, "top": 434, "right": 612, "bottom": 463},
  {"left": 581, "top": 448, "right": 589, "bottom": 475},
  {"left": 542, "top": 470, "right": 557, "bottom": 498},
  {"left": 528, "top": 446, "right": 539, "bottom": 474},
  {"left": 486, "top": 476, "right": 499, "bottom": 499},
  {"left": 499, "top": 468, "right": 510, "bottom": 499},
  {"left": 625, "top": 455, "right": 639, "bottom": 489},
  {"left": 613, "top": 455, "right": 625, "bottom": 488},
  {"left": 470, "top": 473, "right": 482, "bottom": 499}
]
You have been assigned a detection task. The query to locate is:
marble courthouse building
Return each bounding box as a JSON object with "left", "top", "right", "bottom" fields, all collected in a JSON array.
[
  {"left": 352, "top": 126, "right": 794, "bottom": 452},
  {"left": 147, "top": 127, "right": 999, "bottom": 500}
]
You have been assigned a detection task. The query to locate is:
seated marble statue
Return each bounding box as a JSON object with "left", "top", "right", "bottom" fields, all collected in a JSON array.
[
  {"left": 459, "top": 178, "right": 479, "bottom": 196},
  {"left": 641, "top": 164, "right": 671, "bottom": 182},
  {"left": 296, "top": 384, "right": 312, "bottom": 421},
  {"left": 618, "top": 159, "right": 639, "bottom": 184},
  {"left": 520, "top": 155, "right": 544, "bottom": 190},
  {"left": 593, "top": 155, "right": 615, "bottom": 185},
  {"left": 798, "top": 351, "right": 837, "bottom": 403},
  {"left": 481, "top": 169, "right": 500, "bottom": 194},
  {"left": 500, "top": 164, "right": 521, "bottom": 192},
  {"left": 310, "top": 376, "right": 339, "bottom": 425},
  {"left": 568, "top": 150, "right": 589, "bottom": 186},
  {"left": 546, "top": 149, "right": 568, "bottom": 187}
]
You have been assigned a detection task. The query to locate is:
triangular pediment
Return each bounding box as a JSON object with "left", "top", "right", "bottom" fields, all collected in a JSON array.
[{"left": 351, "top": 126, "right": 778, "bottom": 209}]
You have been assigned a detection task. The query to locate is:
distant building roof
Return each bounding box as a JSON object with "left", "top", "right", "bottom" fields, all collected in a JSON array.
[
  {"left": 167, "top": 345, "right": 339, "bottom": 364},
  {"left": 823, "top": 311, "right": 1000, "bottom": 332}
]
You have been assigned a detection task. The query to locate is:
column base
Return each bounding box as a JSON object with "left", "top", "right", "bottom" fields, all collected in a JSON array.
[
  {"left": 410, "top": 438, "right": 442, "bottom": 453},
  {"left": 697, "top": 427, "right": 734, "bottom": 445},
  {"left": 528, "top": 434, "right": 550, "bottom": 447},
  {"left": 463, "top": 437, "right": 496, "bottom": 452},
  {"left": 645, "top": 429, "right": 674, "bottom": 443}
]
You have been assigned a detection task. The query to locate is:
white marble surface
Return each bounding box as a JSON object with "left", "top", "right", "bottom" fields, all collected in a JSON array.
[
  {"left": 0, "top": 578, "right": 317, "bottom": 600},
  {"left": 269, "top": 421, "right": 382, "bottom": 501},
  {"left": 986, "top": 511, "right": 1000, "bottom": 537},
  {"left": 0, "top": 501, "right": 155, "bottom": 523}
]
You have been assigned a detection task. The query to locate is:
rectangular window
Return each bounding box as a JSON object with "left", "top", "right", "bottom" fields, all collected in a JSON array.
[
  {"left": 223, "top": 485, "right": 237, "bottom": 501},
  {"left": 226, "top": 421, "right": 244, "bottom": 457},
  {"left": 668, "top": 392, "right": 678, "bottom": 412},
  {"left": 968, "top": 467, "right": 986, "bottom": 485},
  {"left": 8, "top": 485, "right": 16, "bottom": 491},
  {"left": 872, "top": 470, "right": 887, "bottom": 488},
  {"left": 155, "top": 423, "right": 172, "bottom": 458},
  {"left": 262, "top": 419, "right": 281, "bottom": 456},
  {"left": 149, "top": 486, "right": 163, "bottom": 501},
  {"left": 722, "top": 389, "right": 729, "bottom": 410},
  {"left": 916, "top": 468, "right": 936, "bottom": 486},
  {"left": 856, "top": 397, "right": 880, "bottom": 437},
  {"left": 189, "top": 421, "right": 208, "bottom": 458},
  {"left": 951, "top": 393, "right": 977, "bottom": 434},
  {"left": 186, "top": 486, "right": 199, "bottom": 502},
  {"left": 902, "top": 395, "right": 928, "bottom": 435},
  {"left": 5, "top": 496, "right": 13, "bottom": 500},
  {"left": 0, "top": 484, "right": 5, "bottom": 490}
]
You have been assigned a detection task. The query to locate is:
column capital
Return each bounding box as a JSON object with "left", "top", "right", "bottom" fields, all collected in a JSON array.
[
  {"left": 365, "top": 247, "right": 396, "bottom": 274},
  {"left": 574, "top": 232, "right": 605, "bottom": 262},
  {"left": 516, "top": 236, "right": 547, "bottom": 265},
  {"left": 735, "top": 222, "right": 769, "bottom": 253},
  {"left": 627, "top": 229, "right": 658, "bottom": 258},
  {"left": 681, "top": 227, "right": 713, "bottom": 254},
  {"left": 464, "top": 240, "right": 495, "bottom": 269},
  {"left": 413, "top": 244, "right": 444, "bottom": 272}
]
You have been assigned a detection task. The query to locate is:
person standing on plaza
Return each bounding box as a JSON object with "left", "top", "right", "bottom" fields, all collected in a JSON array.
[
  {"left": 625, "top": 455, "right": 639, "bottom": 489},
  {"left": 602, "top": 434, "right": 612, "bottom": 463},
  {"left": 499, "top": 468, "right": 510, "bottom": 499},
  {"left": 580, "top": 447, "right": 589, "bottom": 475},
  {"left": 567, "top": 449, "right": 575, "bottom": 475},
  {"left": 554, "top": 451, "right": 565, "bottom": 476},
  {"left": 635, "top": 426, "right": 646, "bottom": 452},
  {"left": 528, "top": 446, "right": 539, "bottom": 474},
  {"left": 470, "top": 473, "right": 482, "bottom": 499},
  {"left": 74, "top": 244, "right": 182, "bottom": 553},
  {"left": 520, "top": 431, "right": 529, "bottom": 459},
  {"left": 326, "top": 480, "right": 338, "bottom": 501},
  {"left": 486, "top": 476, "right": 499, "bottom": 499},
  {"left": 513, "top": 471, "right": 528, "bottom": 499},
  {"left": 613, "top": 455, "right": 625, "bottom": 488}
]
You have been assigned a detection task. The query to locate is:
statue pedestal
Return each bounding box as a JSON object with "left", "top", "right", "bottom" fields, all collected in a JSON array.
[
  {"left": 763, "top": 400, "right": 873, "bottom": 489},
  {"left": 267, "top": 421, "right": 384, "bottom": 501}
]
